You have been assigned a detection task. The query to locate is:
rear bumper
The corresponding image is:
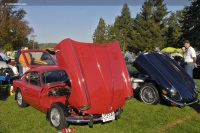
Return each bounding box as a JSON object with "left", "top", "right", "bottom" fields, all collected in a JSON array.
[
  {"left": 162, "top": 94, "right": 199, "bottom": 107},
  {"left": 66, "top": 108, "right": 123, "bottom": 126}
]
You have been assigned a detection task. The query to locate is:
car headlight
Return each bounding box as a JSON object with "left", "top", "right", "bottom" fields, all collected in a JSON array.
[{"left": 170, "top": 87, "right": 181, "bottom": 101}]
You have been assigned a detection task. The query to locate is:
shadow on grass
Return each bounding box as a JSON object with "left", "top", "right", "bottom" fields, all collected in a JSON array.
[
  {"left": 68, "top": 120, "right": 112, "bottom": 128},
  {"left": 189, "top": 103, "right": 200, "bottom": 113},
  {"left": 0, "top": 85, "right": 10, "bottom": 101}
]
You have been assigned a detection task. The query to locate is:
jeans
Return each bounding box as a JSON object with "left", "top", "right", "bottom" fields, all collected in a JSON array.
[
  {"left": 17, "top": 64, "right": 30, "bottom": 75},
  {"left": 17, "top": 64, "right": 23, "bottom": 75},
  {"left": 185, "top": 63, "right": 194, "bottom": 78}
]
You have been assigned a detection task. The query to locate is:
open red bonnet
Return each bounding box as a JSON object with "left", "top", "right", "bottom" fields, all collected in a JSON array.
[{"left": 54, "top": 39, "right": 133, "bottom": 114}]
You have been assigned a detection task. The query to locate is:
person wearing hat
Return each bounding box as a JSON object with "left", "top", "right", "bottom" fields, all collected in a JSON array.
[{"left": 183, "top": 40, "right": 197, "bottom": 78}]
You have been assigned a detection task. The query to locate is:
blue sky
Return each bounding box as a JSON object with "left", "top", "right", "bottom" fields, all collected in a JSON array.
[{"left": 17, "top": 1, "right": 191, "bottom": 43}]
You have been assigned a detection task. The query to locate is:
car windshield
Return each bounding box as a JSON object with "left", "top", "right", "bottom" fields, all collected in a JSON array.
[
  {"left": 42, "top": 70, "right": 69, "bottom": 84},
  {"left": 24, "top": 51, "right": 55, "bottom": 65}
]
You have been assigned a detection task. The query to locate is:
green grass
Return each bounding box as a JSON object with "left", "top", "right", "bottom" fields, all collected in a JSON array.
[{"left": 1, "top": 80, "right": 200, "bottom": 133}]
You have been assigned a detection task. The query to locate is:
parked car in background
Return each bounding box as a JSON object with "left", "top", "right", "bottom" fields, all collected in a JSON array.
[
  {"left": 0, "top": 61, "right": 15, "bottom": 76},
  {"left": 20, "top": 49, "right": 55, "bottom": 66},
  {"left": 193, "top": 55, "right": 200, "bottom": 79},
  {"left": 196, "top": 51, "right": 200, "bottom": 56},
  {"left": 128, "top": 53, "right": 199, "bottom": 107},
  {"left": 13, "top": 39, "right": 133, "bottom": 130}
]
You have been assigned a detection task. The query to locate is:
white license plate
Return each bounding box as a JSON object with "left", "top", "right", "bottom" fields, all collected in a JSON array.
[{"left": 102, "top": 112, "right": 115, "bottom": 122}]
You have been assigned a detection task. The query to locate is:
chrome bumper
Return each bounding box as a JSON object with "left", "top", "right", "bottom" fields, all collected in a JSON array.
[
  {"left": 162, "top": 94, "right": 200, "bottom": 107},
  {"left": 66, "top": 108, "right": 123, "bottom": 127}
]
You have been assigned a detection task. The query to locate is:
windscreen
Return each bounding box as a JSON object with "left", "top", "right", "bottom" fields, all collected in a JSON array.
[{"left": 24, "top": 51, "right": 55, "bottom": 65}]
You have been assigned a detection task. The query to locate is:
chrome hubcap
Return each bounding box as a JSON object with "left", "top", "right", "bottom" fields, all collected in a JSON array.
[
  {"left": 142, "top": 87, "right": 155, "bottom": 103},
  {"left": 50, "top": 108, "right": 61, "bottom": 127},
  {"left": 17, "top": 92, "right": 22, "bottom": 105}
]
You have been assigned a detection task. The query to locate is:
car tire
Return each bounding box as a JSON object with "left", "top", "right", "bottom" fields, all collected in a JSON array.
[
  {"left": 16, "top": 89, "right": 28, "bottom": 108},
  {"left": 49, "top": 103, "right": 68, "bottom": 130},
  {"left": 139, "top": 83, "right": 160, "bottom": 105}
]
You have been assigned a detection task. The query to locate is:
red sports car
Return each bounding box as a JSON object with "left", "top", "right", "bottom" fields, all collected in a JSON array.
[{"left": 13, "top": 39, "right": 133, "bottom": 130}]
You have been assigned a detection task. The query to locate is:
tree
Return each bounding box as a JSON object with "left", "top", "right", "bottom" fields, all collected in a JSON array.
[
  {"left": 0, "top": 0, "right": 32, "bottom": 50},
  {"left": 4, "top": 43, "right": 13, "bottom": 51},
  {"left": 113, "top": 3, "right": 134, "bottom": 51},
  {"left": 181, "top": 0, "right": 200, "bottom": 49},
  {"left": 166, "top": 10, "right": 184, "bottom": 48},
  {"left": 93, "top": 17, "right": 107, "bottom": 43},
  {"left": 132, "top": 0, "right": 168, "bottom": 52},
  {"left": 105, "top": 24, "right": 116, "bottom": 43}
]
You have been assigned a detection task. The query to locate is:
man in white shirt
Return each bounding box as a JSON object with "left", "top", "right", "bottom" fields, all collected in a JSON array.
[{"left": 183, "top": 40, "right": 197, "bottom": 78}]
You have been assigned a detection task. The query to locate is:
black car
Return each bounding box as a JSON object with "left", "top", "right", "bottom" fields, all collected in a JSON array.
[
  {"left": 167, "top": 54, "right": 199, "bottom": 79},
  {"left": 193, "top": 55, "right": 200, "bottom": 79},
  {"left": 130, "top": 53, "right": 199, "bottom": 107}
]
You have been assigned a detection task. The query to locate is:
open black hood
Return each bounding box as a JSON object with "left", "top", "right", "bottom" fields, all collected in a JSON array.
[{"left": 134, "top": 53, "right": 198, "bottom": 102}]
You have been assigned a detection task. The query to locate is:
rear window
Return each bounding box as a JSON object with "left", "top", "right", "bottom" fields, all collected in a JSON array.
[{"left": 42, "top": 70, "right": 69, "bottom": 84}]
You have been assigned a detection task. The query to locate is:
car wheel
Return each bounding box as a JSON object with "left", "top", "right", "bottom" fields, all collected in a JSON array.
[
  {"left": 16, "top": 89, "right": 28, "bottom": 107},
  {"left": 49, "top": 103, "right": 68, "bottom": 130},
  {"left": 139, "top": 83, "right": 160, "bottom": 105}
]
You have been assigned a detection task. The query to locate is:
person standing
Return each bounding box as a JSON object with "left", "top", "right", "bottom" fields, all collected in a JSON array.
[
  {"left": 19, "top": 52, "right": 31, "bottom": 74},
  {"left": 183, "top": 40, "right": 197, "bottom": 78},
  {"left": 153, "top": 47, "right": 161, "bottom": 53},
  {"left": 15, "top": 47, "right": 22, "bottom": 74},
  {"left": 0, "top": 49, "right": 18, "bottom": 75}
]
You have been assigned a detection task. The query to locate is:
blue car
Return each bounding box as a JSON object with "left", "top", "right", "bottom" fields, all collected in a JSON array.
[
  {"left": 131, "top": 53, "right": 199, "bottom": 107},
  {"left": 193, "top": 55, "right": 200, "bottom": 79}
]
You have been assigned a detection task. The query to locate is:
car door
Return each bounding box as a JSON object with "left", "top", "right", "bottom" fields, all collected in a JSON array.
[{"left": 25, "top": 72, "right": 43, "bottom": 108}]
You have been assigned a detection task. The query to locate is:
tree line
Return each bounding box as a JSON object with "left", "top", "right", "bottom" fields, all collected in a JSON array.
[
  {"left": 93, "top": 0, "right": 200, "bottom": 53},
  {"left": 0, "top": 0, "right": 36, "bottom": 51},
  {"left": 1, "top": 0, "right": 199, "bottom": 52}
]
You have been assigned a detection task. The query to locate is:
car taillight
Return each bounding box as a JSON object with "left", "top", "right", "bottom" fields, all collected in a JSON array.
[{"left": 79, "top": 104, "right": 90, "bottom": 111}]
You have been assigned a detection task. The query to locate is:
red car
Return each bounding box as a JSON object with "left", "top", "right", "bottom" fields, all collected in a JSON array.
[{"left": 13, "top": 39, "right": 133, "bottom": 130}]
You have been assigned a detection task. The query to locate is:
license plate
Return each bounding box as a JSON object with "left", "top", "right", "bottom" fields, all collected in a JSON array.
[{"left": 102, "top": 112, "right": 115, "bottom": 122}]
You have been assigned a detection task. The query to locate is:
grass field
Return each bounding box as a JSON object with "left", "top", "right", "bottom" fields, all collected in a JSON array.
[{"left": 1, "top": 80, "right": 200, "bottom": 133}]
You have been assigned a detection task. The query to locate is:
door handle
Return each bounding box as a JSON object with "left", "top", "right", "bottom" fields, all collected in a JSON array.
[{"left": 24, "top": 88, "right": 28, "bottom": 90}]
